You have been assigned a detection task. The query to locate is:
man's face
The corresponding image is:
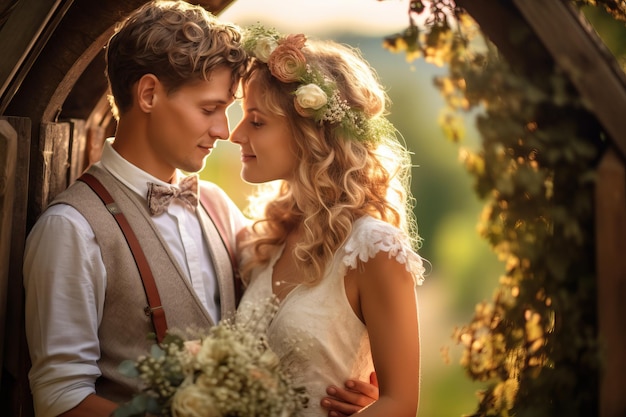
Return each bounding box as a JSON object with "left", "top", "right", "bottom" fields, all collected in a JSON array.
[{"left": 147, "top": 66, "right": 236, "bottom": 178}]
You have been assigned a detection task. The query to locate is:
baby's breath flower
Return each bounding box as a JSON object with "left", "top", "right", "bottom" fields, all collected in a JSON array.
[{"left": 321, "top": 90, "right": 350, "bottom": 124}]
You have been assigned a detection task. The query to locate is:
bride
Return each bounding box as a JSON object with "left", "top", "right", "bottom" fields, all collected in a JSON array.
[{"left": 232, "top": 26, "right": 425, "bottom": 417}]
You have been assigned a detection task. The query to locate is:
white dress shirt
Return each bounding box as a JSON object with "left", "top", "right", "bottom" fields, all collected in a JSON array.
[{"left": 23, "top": 139, "right": 238, "bottom": 417}]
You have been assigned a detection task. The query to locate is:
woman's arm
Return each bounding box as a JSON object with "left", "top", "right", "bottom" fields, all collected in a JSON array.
[{"left": 352, "top": 251, "right": 421, "bottom": 417}]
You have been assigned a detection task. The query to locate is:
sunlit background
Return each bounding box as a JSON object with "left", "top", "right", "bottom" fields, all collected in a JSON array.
[{"left": 202, "top": 1, "right": 505, "bottom": 416}]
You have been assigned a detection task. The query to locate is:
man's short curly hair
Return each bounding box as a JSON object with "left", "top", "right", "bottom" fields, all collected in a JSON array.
[{"left": 105, "top": 0, "right": 248, "bottom": 118}]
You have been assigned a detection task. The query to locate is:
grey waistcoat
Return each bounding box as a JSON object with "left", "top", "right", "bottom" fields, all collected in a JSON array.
[{"left": 50, "top": 165, "right": 237, "bottom": 403}]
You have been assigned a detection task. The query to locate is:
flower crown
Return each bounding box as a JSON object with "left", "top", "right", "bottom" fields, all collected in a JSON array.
[{"left": 241, "top": 24, "right": 395, "bottom": 143}]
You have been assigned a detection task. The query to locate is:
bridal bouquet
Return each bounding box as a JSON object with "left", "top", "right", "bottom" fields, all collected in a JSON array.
[{"left": 114, "top": 310, "right": 307, "bottom": 417}]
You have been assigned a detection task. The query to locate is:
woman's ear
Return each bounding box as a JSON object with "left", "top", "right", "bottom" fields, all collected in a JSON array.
[{"left": 136, "top": 74, "right": 159, "bottom": 113}]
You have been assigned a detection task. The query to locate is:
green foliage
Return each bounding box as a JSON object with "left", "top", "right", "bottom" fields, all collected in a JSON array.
[
  {"left": 384, "top": 1, "right": 612, "bottom": 415},
  {"left": 574, "top": 0, "right": 626, "bottom": 22}
]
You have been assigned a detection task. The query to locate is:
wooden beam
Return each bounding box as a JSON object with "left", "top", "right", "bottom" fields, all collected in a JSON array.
[
  {"left": 0, "top": 0, "right": 70, "bottom": 114},
  {"left": 595, "top": 147, "right": 626, "bottom": 417},
  {"left": 456, "top": 0, "right": 626, "bottom": 159},
  {"left": 454, "top": 0, "right": 554, "bottom": 79},
  {"left": 512, "top": 0, "right": 626, "bottom": 160}
]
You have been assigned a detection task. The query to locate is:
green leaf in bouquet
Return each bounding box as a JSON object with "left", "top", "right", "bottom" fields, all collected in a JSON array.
[
  {"left": 118, "top": 359, "right": 139, "bottom": 378},
  {"left": 113, "top": 393, "right": 150, "bottom": 417},
  {"left": 150, "top": 343, "right": 165, "bottom": 359}
]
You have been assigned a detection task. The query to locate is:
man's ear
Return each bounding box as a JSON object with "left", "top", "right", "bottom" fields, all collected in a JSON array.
[{"left": 136, "top": 74, "right": 159, "bottom": 113}]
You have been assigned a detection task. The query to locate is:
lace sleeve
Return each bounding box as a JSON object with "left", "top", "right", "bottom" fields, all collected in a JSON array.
[{"left": 342, "top": 218, "right": 425, "bottom": 286}]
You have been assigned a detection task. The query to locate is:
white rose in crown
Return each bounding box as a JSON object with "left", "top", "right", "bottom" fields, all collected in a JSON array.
[
  {"left": 295, "top": 83, "right": 327, "bottom": 110},
  {"left": 254, "top": 36, "right": 278, "bottom": 62}
]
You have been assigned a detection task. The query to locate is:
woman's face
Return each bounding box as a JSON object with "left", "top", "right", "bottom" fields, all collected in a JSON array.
[{"left": 230, "top": 74, "right": 297, "bottom": 184}]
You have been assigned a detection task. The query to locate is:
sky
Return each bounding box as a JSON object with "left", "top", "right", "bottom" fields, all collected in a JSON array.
[{"left": 220, "top": 0, "right": 412, "bottom": 35}]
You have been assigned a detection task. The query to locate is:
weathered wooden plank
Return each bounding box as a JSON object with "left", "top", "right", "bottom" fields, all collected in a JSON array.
[
  {"left": 595, "top": 147, "right": 626, "bottom": 417},
  {"left": 49, "top": 124, "right": 70, "bottom": 202},
  {"left": 34, "top": 122, "right": 70, "bottom": 214},
  {"left": 513, "top": 0, "right": 626, "bottom": 160},
  {"left": 0, "top": 116, "right": 31, "bottom": 417},
  {"left": 67, "top": 118, "right": 87, "bottom": 183},
  {"left": 0, "top": 119, "right": 17, "bottom": 385}
]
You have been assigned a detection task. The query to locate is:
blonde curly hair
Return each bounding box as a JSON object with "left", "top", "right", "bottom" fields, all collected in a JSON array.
[
  {"left": 240, "top": 39, "right": 419, "bottom": 285},
  {"left": 106, "top": 0, "right": 248, "bottom": 118}
]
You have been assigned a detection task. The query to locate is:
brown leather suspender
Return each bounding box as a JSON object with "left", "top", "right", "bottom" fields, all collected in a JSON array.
[
  {"left": 77, "top": 173, "right": 242, "bottom": 343},
  {"left": 78, "top": 173, "right": 168, "bottom": 343}
]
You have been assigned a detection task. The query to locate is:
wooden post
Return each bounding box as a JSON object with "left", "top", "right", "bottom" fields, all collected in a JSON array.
[
  {"left": 0, "top": 116, "right": 32, "bottom": 416},
  {"left": 595, "top": 147, "right": 626, "bottom": 417},
  {"left": 68, "top": 118, "right": 87, "bottom": 184},
  {"left": 0, "top": 119, "right": 17, "bottom": 382}
]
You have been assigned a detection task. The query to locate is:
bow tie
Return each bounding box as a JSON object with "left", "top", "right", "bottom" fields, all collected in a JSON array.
[{"left": 147, "top": 174, "right": 199, "bottom": 216}]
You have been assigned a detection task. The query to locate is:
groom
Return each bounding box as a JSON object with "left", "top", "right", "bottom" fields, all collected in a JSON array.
[{"left": 23, "top": 2, "right": 376, "bottom": 416}]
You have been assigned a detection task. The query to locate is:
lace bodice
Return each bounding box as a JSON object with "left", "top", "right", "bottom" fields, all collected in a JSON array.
[{"left": 237, "top": 216, "right": 424, "bottom": 416}]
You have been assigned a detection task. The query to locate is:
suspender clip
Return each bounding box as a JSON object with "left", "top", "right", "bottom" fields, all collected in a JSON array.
[
  {"left": 144, "top": 305, "right": 164, "bottom": 316},
  {"left": 106, "top": 202, "right": 121, "bottom": 215}
]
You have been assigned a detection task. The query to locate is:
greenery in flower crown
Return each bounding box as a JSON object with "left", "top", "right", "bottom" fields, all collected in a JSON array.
[{"left": 241, "top": 24, "right": 397, "bottom": 144}]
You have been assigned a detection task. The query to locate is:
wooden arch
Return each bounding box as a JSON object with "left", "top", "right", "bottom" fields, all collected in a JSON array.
[{"left": 1, "top": 1, "right": 624, "bottom": 416}]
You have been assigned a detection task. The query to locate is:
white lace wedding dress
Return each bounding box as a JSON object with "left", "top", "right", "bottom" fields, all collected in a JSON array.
[{"left": 237, "top": 216, "right": 425, "bottom": 416}]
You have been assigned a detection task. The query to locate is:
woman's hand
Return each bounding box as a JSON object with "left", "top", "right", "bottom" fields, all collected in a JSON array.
[{"left": 321, "top": 372, "right": 379, "bottom": 416}]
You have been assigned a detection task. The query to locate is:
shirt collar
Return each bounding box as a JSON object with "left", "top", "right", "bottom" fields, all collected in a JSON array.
[{"left": 98, "top": 138, "right": 184, "bottom": 200}]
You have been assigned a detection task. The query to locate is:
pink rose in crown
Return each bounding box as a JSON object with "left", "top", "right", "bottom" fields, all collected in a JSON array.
[
  {"left": 281, "top": 33, "right": 306, "bottom": 50},
  {"left": 268, "top": 34, "right": 307, "bottom": 83}
]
